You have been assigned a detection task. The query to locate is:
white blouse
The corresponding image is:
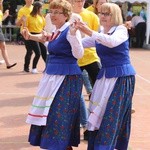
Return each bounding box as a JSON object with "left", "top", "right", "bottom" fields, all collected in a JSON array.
[{"left": 82, "top": 25, "right": 129, "bottom": 48}]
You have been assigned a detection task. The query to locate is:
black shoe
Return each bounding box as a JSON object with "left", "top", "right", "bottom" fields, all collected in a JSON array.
[
  {"left": 84, "top": 130, "right": 89, "bottom": 141},
  {"left": 24, "top": 68, "right": 30, "bottom": 72},
  {"left": 7, "top": 63, "right": 17, "bottom": 69},
  {"left": 66, "top": 146, "right": 73, "bottom": 150}
]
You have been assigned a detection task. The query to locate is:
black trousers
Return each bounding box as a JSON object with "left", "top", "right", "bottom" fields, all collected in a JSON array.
[
  {"left": 80, "top": 61, "right": 101, "bottom": 86},
  {"left": 135, "top": 22, "right": 146, "bottom": 48},
  {"left": 24, "top": 39, "right": 47, "bottom": 70}
]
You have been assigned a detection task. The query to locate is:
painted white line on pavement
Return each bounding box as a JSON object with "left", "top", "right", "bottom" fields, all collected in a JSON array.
[
  {"left": 134, "top": 93, "right": 150, "bottom": 95},
  {"left": 0, "top": 93, "right": 33, "bottom": 95},
  {"left": 137, "top": 74, "right": 150, "bottom": 84}
]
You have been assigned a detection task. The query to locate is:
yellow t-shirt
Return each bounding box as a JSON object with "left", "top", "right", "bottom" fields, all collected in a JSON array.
[
  {"left": 86, "top": 5, "right": 95, "bottom": 13},
  {"left": 26, "top": 15, "right": 46, "bottom": 33},
  {"left": 17, "top": 5, "right": 33, "bottom": 30},
  {"left": 78, "top": 9, "right": 100, "bottom": 67}
]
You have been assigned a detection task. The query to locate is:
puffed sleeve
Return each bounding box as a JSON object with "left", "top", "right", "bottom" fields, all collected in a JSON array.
[
  {"left": 67, "top": 30, "right": 84, "bottom": 59},
  {"left": 91, "top": 25, "right": 129, "bottom": 48}
]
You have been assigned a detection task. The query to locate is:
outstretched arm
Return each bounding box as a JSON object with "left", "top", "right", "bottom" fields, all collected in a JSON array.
[
  {"left": 2, "top": 9, "right": 9, "bottom": 21},
  {"left": 16, "top": 15, "right": 27, "bottom": 27},
  {"left": 21, "top": 27, "right": 49, "bottom": 43}
]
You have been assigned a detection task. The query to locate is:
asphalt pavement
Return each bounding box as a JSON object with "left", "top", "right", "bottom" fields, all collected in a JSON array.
[{"left": 0, "top": 43, "right": 150, "bottom": 150}]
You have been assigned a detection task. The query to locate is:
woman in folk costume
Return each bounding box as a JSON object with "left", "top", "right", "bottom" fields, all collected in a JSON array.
[
  {"left": 74, "top": 3, "right": 136, "bottom": 150},
  {"left": 22, "top": 0, "right": 84, "bottom": 149}
]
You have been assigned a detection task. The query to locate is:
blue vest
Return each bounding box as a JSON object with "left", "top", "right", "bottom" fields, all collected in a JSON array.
[
  {"left": 96, "top": 40, "right": 136, "bottom": 79},
  {"left": 44, "top": 27, "right": 82, "bottom": 75}
]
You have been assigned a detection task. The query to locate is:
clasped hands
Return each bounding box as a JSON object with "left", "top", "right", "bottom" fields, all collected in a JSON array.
[
  {"left": 70, "top": 20, "right": 92, "bottom": 37},
  {"left": 70, "top": 20, "right": 88, "bottom": 33}
]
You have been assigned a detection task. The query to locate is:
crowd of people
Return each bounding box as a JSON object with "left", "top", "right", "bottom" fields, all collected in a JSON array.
[
  {"left": 0, "top": 0, "right": 138, "bottom": 149},
  {"left": 125, "top": 5, "right": 147, "bottom": 48}
]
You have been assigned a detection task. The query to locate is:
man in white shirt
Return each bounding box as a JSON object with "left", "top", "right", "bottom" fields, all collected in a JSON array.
[{"left": 131, "top": 14, "right": 146, "bottom": 48}]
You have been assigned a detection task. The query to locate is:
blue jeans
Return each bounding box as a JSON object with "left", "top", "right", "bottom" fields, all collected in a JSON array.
[
  {"left": 82, "top": 69, "right": 92, "bottom": 94},
  {"left": 80, "top": 94, "right": 88, "bottom": 127}
]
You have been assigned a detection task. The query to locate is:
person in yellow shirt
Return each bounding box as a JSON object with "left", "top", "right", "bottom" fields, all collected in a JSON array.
[
  {"left": 25, "top": 1, "right": 47, "bottom": 74},
  {"left": 0, "top": 0, "right": 16, "bottom": 69},
  {"left": 71, "top": 0, "right": 101, "bottom": 140},
  {"left": 16, "top": 0, "right": 34, "bottom": 72},
  {"left": 72, "top": 0, "right": 101, "bottom": 87},
  {"left": 16, "top": 0, "right": 34, "bottom": 27}
]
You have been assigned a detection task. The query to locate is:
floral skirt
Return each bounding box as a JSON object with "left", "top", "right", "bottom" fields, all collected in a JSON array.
[
  {"left": 28, "top": 75, "right": 83, "bottom": 150},
  {"left": 88, "top": 75, "right": 135, "bottom": 150}
]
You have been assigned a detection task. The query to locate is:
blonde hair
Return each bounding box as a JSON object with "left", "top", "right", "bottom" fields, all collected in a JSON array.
[
  {"left": 49, "top": 0, "right": 72, "bottom": 21},
  {"left": 100, "top": 3, "right": 123, "bottom": 26}
]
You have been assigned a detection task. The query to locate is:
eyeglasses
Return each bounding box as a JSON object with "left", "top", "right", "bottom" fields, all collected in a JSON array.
[
  {"left": 49, "top": 11, "right": 63, "bottom": 15},
  {"left": 98, "top": 12, "right": 112, "bottom": 17}
]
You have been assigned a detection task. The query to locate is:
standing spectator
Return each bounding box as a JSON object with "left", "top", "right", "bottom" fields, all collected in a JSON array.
[
  {"left": 126, "top": 7, "right": 133, "bottom": 21},
  {"left": 0, "top": 0, "right": 16, "bottom": 69},
  {"left": 21, "top": 0, "right": 84, "bottom": 149},
  {"left": 140, "top": 6, "right": 147, "bottom": 21},
  {"left": 74, "top": 2, "right": 136, "bottom": 150},
  {"left": 131, "top": 14, "right": 146, "bottom": 48},
  {"left": 25, "top": 1, "right": 47, "bottom": 74},
  {"left": 16, "top": 0, "right": 34, "bottom": 72},
  {"left": 71, "top": 0, "right": 101, "bottom": 87}
]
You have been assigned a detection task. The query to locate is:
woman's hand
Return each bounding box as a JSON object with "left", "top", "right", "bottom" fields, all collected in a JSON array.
[
  {"left": 4, "top": 9, "right": 9, "bottom": 17},
  {"left": 2, "top": 9, "right": 9, "bottom": 20},
  {"left": 72, "top": 20, "right": 93, "bottom": 37},
  {"left": 40, "top": 30, "right": 50, "bottom": 42},
  {"left": 69, "top": 20, "right": 79, "bottom": 35}
]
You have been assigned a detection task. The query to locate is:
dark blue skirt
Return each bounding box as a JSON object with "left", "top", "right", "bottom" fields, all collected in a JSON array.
[
  {"left": 88, "top": 75, "right": 135, "bottom": 150},
  {"left": 28, "top": 75, "right": 83, "bottom": 150}
]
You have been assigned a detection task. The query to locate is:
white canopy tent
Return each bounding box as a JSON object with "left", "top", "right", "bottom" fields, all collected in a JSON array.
[{"left": 111, "top": 0, "right": 150, "bottom": 45}]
